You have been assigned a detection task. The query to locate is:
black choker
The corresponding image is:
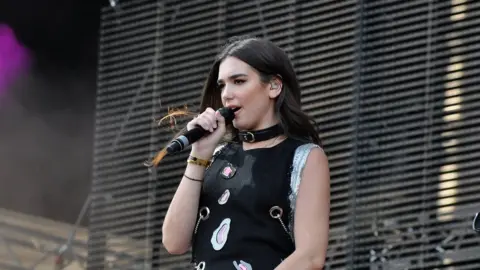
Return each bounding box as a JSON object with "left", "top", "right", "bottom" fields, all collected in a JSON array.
[{"left": 237, "top": 124, "right": 284, "bottom": 143}]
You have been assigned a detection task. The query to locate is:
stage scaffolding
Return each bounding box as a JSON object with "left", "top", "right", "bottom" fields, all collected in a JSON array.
[{"left": 88, "top": 1, "right": 480, "bottom": 269}]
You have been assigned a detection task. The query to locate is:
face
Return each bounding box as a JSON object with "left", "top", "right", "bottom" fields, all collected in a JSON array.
[{"left": 217, "top": 56, "right": 281, "bottom": 131}]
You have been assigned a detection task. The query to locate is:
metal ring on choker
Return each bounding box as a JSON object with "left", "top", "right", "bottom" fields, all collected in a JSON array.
[{"left": 237, "top": 124, "right": 284, "bottom": 143}]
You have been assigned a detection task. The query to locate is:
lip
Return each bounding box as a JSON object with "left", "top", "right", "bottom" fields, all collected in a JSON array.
[
  {"left": 234, "top": 108, "right": 241, "bottom": 116},
  {"left": 226, "top": 106, "right": 241, "bottom": 113}
]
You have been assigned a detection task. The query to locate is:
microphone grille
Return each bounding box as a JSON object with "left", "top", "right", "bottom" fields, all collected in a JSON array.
[{"left": 218, "top": 107, "right": 236, "bottom": 124}]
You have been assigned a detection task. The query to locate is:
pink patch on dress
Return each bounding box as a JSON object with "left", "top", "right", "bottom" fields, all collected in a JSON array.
[
  {"left": 220, "top": 163, "right": 237, "bottom": 178},
  {"left": 211, "top": 218, "right": 231, "bottom": 250},
  {"left": 216, "top": 224, "right": 228, "bottom": 243},
  {"left": 233, "top": 260, "right": 252, "bottom": 270}
]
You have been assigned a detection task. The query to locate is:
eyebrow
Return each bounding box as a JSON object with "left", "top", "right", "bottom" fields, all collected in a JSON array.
[{"left": 217, "top": 73, "right": 248, "bottom": 84}]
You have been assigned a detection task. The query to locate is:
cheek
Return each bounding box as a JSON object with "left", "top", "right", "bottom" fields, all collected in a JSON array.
[
  {"left": 235, "top": 83, "right": 269, "bottom": 114},
  {"left": 241, "top": 86, "right": 265, "bottom": 105},
  {"left": 248, "top": 92, "right": 269, "bottom": 110}
]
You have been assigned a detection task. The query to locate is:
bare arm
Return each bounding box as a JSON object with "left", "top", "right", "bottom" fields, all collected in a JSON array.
[
  {"left": 275, "top": 147, "right": 330, "bottom": 269},
  {"left": 161, "top": 161, "right": 208, "bottom": 254},
  {"left": 162, "top": 108, "right": 226, "bottom": 254}
]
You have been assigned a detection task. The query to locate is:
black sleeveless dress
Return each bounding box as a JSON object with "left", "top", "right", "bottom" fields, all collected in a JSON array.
[{"left": 191, "top": 137, "right": 306, "bottom": 270}]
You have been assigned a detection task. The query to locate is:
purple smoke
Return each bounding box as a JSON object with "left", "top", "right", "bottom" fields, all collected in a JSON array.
[{"left": 0, "top": 24, "right": 30, "bottom": 96}]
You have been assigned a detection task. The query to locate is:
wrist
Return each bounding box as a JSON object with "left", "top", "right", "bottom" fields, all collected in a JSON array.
[
  {"left": 190, "top": 148, "right": 214, "bottom": 160},
  {"left": 187, "top": 155, "right": 211, "bottom": 168}
]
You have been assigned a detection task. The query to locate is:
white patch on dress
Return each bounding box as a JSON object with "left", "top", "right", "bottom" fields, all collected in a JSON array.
[
  {"left": 218, "top": 189, "right": 231, "bottom": 205},
  {"left": 233, "top": 260, "right": 253, "bottom": 270},
  {"left": 211, "top": 218, "right": 231, "bottom": 251},
  {"left": 195, "top": 261, "right": 205, "bottom": 270}
]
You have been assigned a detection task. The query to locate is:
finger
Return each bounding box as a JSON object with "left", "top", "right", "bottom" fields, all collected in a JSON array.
[
  {"left": 186, "top": 121, "right": 194, "bottom": 131},
  {"left": 186, "top": 115, "right": 200, "bottom": 130},
  {"left": 204, "top": 114, "right": 218, "bottom": 132},
  {"left": 205, "top": 107, "right": 215, "bottom": 114},
  {"left": 196, "top": 116, "right": 213, "bottom": 132},
  {"left": 214, "top": 112, "right": 226, "bottom": 134},
  {"left": 204, "top": 108, "right": 217, "bottom": 129},
  {"left": 215, "top": 111, "right": 225, "bottom": 125},
  {"left": 188, "top": 108, "right": 216, "bottom": 132}
]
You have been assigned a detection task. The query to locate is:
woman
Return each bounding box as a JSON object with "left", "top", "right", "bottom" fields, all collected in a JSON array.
[{"left": 161, "top": 37, "right": 330, "bottom": 270}]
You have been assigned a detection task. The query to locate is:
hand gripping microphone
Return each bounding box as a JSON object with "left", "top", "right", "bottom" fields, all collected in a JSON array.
[{"left": 166, "top": 107, "right": 238, "bottom": 154}]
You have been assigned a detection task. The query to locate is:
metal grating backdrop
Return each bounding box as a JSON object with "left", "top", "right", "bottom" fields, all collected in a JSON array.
[{"left": 88, "top": 0, "right": 480, "bottom": 269}]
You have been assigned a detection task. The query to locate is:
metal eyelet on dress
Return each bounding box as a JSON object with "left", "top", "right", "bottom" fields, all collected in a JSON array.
[
  {"left": 270, "top": 206, "right": 283, "bottom": 218},
  {"left": 194, "top": 206, "right": 210, "bottom": 235},
  {"left": 199, "top": 206, "right": 210, "bottom": 220},
  {"left": 195, "top": 261, "right": 206, "bottom": 270},
  {"left": 269, "top": 206, "right": 292, "bottom": 240}
]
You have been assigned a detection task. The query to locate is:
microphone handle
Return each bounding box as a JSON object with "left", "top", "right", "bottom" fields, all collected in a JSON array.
[
  {"left": 165, "top": 107, "right": 236, "bottom": 154},
  {"left": 166, "top": 126, "right": 210, "bottom": 154}
]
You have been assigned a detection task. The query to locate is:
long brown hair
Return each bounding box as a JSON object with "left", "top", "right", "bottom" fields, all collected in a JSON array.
[{"left": 150, "top": 36, "right": 321, "bottom": 166}]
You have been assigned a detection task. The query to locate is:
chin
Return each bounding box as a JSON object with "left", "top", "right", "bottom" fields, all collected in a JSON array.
[{"left": 232, "top": 120, "right": 248, "bottom": 131}]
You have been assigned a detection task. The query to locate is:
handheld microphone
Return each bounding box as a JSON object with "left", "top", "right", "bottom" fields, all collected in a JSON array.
[{"left": 166, "top": 107, "right": 237, "bottom": 154}]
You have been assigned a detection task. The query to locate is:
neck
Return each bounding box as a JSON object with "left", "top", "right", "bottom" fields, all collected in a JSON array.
[
  {"left": 242, "top": 135, "right": 286, "bottom": 150},
  {"left": 240, "top": 122, "right": 278, "bottom": 132},
  {"left": 251, "top": 110, "right": 279, "bottom": 131},
  {"left": 237, "top": 122, "right": 285, "bottom": 150}
]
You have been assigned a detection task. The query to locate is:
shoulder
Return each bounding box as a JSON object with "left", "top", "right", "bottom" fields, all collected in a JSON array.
[
  {"left": 292, "top": 142, "right": 325, "bottom": 163},
  {"left": 303, "top": 144, "right": 326, "bottom": 163},
  {"left": 303, "top": 146, "right": 328, "bottom": 175},
  {"left": 290, "top": 143, "right": 328, "bottom": 192},
  {"left": 290, "top": 142, "right": 326, "bottom": 185}
]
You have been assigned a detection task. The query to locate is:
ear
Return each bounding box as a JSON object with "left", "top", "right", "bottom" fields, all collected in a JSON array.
[{"left": 268, "top": 77, "right": 283, "bottom": 99}]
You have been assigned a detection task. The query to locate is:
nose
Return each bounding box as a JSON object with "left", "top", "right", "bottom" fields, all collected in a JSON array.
[{"left": 221, "top": 83, "right": 234, "bottom": 103}]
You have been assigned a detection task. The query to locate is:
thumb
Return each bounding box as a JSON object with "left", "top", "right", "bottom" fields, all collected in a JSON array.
[{"left": 215, "top": 111, "right": 226, "bottom": 127}]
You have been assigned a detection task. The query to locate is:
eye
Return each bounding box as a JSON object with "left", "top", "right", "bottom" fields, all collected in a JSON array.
[
  {"left": 234, "top": 79, "right": 245, "bottom": 85},
  {"left": 217, "top": 83, "right": 225, "bottom": 91}
]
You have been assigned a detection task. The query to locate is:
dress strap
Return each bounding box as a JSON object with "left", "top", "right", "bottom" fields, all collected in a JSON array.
[
  {"left": 212, "top": 143, "right": 227, "bottom": 158},
  {"left": 288, "top": 143, "right": 322, "bottom": 239}
]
